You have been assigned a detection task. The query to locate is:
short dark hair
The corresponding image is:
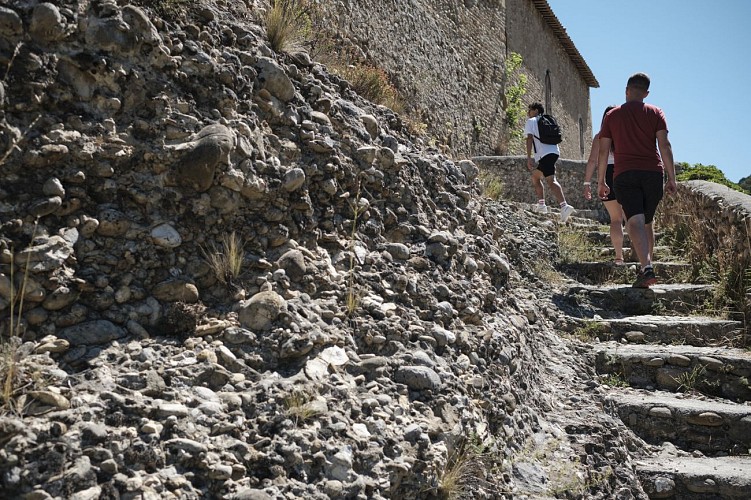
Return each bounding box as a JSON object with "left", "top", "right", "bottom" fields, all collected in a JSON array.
[
  {"left": 529, "top": 102, "right": 544, "bottom": 115},
  {"left": 627, "top": 72, "right": 650, "bottom": 91}
]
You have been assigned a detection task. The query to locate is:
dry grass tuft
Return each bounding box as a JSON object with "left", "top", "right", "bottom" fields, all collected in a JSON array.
[
  {"left": 557, "top": 230, "right": 600, "bottom": 264},
  {"left": 478, "top": 170, "right": 505, "bottom": 201},
  {"left": 0, "top": 340, "right": 20, "bottom": 411},
  {"left": 338, "top": 63, "right": 401, "bottom": 110},
  {"left": 201, "top": 232, "right": 245, "bottom": 287},
  {"left": 437, "top": 441, "right": 489, "bottom": 499},
  {"left": 344, "top": 185, "right": 366, "bottom": 316},
  {"left": 673, "top": 365, "right": 707, "bottom": 394},
  {"left": 569, "top": 321, "right": 609, "bottom": 342},
  {"left": 283, "top": 390, "right": 323, "bottom": 425},
  {"left": 265, "top": 0, "right": 312, "bottom": 53},
  {"left": 2, "top": 221, "right": 38, "bottom": 412},
  {"left": 531, "top": 260, "right": 565, "bottom": 285},
  {"left": 656, "top": 206, "right": 751, "bottom": 324}
]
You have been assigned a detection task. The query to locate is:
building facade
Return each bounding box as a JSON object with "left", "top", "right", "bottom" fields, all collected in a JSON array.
[{"left": 506, "top": 0, "right": 598, "bottom": 159}]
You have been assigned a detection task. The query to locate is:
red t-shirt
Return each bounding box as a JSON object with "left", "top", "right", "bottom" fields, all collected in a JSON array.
[{"left": 600, "top": 101, "right": 668, "bottom": 178}]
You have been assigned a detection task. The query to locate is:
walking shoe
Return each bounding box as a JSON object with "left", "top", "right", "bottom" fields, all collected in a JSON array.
[
  {"left": 534, "top": 204, "right": 548, "bottom": 214},
  {"left": 632, "top": 267, "right": 657, "bottom": 288},
  {"left": 560, "top": 204, "right": 575, "bottom": 223}
]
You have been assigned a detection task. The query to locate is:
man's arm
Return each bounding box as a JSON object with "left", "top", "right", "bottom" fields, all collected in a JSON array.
[
  {"left": 526, "top": 135, "right": 535, "bottom": 171},
  {"left": 656, "top": 130, "right": 677, "bottom": 195},
  {"left": 597, "top": 137, "right": 612, "bottom": 199},
  {"left": 583, "top": 134, "right": 600, "bottom": 199}
]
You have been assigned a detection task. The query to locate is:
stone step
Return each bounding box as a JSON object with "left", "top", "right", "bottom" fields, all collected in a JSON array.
[
  {"left": 521, "top": 203, "right": 602, "bottom": 224},
  {"left": 592, "top": 315, "right": 746, "bottom": 347},
  {"left": 636, "top": 456, "right": 751, "bottom": 499},
  {"left": 563, "top": 283, "right": 717, "bottom": 316},
  {"left": 597, "top": 246, "right": 677, "bottom": 262},
  {"left": 583, "top": 230, "right": 670, "bottom": 247},
  {"left": 606, "top": 390, "right": 751, "bottom": 455},
  {"left": 594, "top": 342, "right": 751, "bottom": 402},
  {"left": 560, "top": 261, "right": 691, "bottom": 285}
]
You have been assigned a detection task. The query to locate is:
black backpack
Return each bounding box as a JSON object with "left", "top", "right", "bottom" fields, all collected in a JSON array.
[{"left": 536, "top": 114, "right": 563, "bottom": 145}]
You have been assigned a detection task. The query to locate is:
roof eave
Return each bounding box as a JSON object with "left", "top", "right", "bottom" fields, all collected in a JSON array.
[{"left": 531, "top": 0, "right": 600, "bottom": 88}]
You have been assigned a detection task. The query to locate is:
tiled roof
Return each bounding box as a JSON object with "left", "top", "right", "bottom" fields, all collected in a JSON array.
[{"left": 531, "top": 0, "right": 600, "bottom": 88}]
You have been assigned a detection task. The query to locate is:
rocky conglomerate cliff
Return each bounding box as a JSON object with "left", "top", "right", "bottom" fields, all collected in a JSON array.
[{"left": 0, "top": 1, "right": 643, "bottom": 499}]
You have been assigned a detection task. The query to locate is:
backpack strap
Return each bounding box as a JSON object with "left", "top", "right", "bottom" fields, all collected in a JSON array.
[{"left": 531, "top": 116, "right": 540, "bottom": 152}]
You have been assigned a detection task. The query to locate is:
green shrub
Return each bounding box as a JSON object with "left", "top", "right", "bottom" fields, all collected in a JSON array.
[
  {"left": 739, "top": 175, "right": 751, "bottom": 194},
  {"left": 503, "top": 52, "right": 528, "bottom": 147},
  {"left": 676, "top": 162, "right": 747, "bottom": 193}
]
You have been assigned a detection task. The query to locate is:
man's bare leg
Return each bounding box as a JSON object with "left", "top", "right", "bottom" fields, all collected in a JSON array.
[
  {"left": 627, "top": 214, "right": 652, "bottom": 270},
  {"left": 531, "top": 169, "right": 545, "bottom": 201},
  {"left": 645, "top": 222, "right": 655, "bottom": 262},
  {"left": 545, "top": 175, "right": 566, "bottom": 205}
]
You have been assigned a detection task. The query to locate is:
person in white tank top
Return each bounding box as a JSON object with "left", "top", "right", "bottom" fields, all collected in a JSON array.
[{"left": 584, "top": 106, "right": 625, "bottom": 265}]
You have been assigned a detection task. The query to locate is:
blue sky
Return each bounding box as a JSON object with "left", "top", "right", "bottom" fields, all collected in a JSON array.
[{"left": 546, "top": 0, "right": 750, "bottom": 183}]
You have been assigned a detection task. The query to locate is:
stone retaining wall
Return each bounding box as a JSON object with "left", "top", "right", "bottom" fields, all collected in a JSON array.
[
  {"left": 659, "top": 180, "right": 751, "bottom": 265},
  {"left": 657, "top": 180, "right": 751, "bottom": 324},
  {"left": 473, "top": 155, "right": 604, "bottom": 215}
]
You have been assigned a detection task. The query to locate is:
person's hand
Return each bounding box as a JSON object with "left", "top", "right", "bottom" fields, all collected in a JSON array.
[
  {"left": 583, "top": 183, "right": 592, "bottom": 200},
  {"left": 665, "top": 178, "right": 678, "bottom": 196},
  {"left": 598, "top": 181, "right": 610, "bottom": 200}
]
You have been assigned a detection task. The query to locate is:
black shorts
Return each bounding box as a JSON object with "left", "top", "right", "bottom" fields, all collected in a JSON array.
[
  {"left": 604, "top": 164, "right": 616, "bottom": 202},
  {"left": 536, "top": 153, "right": 558, "bottom": 177},
  {"left": 614, "top": 170, "right": 664, "bottom": 224}
]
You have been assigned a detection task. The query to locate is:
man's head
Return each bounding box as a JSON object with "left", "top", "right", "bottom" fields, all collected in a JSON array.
[
  {"left": 626, "top": 73, "right": 650, "bottom": 100},
  {"left": 627, "top": 72, "right": 650, "bottom": 91},
  {"left": 528, "top": 102, "right": 544, "bottom": 117}
]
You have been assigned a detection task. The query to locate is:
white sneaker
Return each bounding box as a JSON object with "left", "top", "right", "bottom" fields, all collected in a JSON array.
[
  {"left": 534, "top": 204, "right": 548, "bottom": 214},
  {"left": 560, "top": 204, "right": 575, "bottom": 223}
]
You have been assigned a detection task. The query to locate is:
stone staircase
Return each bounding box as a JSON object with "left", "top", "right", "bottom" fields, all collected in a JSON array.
[{"left": 547, "top": 207, "right": 751, "bottom": 499}]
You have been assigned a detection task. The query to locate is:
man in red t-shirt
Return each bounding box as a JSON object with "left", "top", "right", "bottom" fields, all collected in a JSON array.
[{"left": 598, "top": 72, "right": 677, "bottom": 288}]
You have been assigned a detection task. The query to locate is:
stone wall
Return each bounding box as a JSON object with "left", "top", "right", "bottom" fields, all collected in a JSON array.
[
  {"left": 658, "top": 180, "right": 751, "bottom": 265},
  {"left": 321, "top": 0, "right": 593, "bottom": 159},
  {"left": 473, "top": 155, "right": 604, "bottom": 215},
  {"left": 657, "top": 181, "right": 751, "bottom": 321}
]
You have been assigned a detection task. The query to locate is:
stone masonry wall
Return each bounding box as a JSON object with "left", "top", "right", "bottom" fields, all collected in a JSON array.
[
  {"left": 473, "top": 156, "right": 603, "bottom": 214},
  {"left": 657, "top": 181, "right": 751, "bottom": 320},
  {"left": 321, "top": 0, "right": 593, "bottom": 160},
  {"left": 659, "top": 181, "right": 751, "bottom": 267}
]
